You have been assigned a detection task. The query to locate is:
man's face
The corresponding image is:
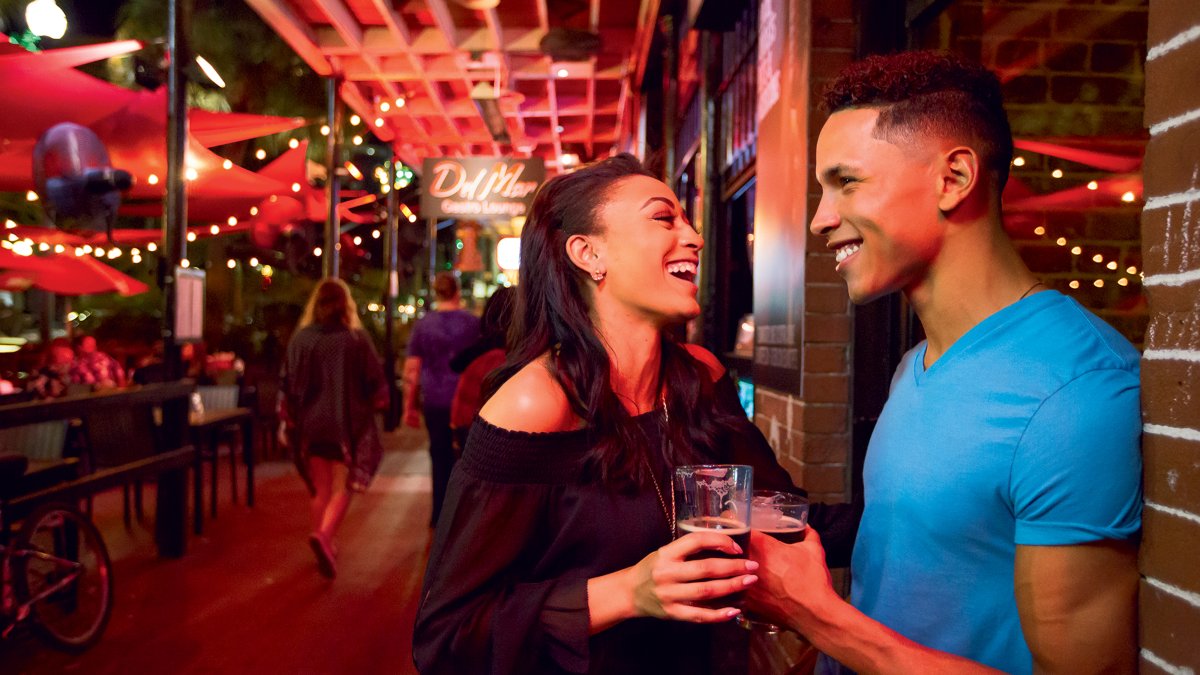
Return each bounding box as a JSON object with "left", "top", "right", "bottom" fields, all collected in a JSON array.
[{"left": 810, "top": 108, "right": 946, "bottom": 304}]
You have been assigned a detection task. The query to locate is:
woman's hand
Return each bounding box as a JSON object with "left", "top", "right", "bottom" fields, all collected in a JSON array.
[{"left": 588, "top": 531, "right": 758, "bottom": 634}]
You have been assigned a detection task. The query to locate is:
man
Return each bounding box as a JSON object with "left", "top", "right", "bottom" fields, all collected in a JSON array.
[
  {"left": 403, "top": 272, "right": 480, "bottom": 526},
  {"left": 71, "top": 335, "right": 125, "bottom": 390},
  {"left": 746, "top": 51, "right": 1141, "bottom": 674}
]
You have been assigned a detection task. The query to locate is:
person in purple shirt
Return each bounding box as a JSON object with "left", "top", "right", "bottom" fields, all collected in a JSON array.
[{"left": 404, "top": 272, "right": 481, "bottom": 526}]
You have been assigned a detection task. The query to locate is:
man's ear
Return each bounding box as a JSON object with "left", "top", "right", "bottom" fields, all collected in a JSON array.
[
  {"left": 938, "top": 146, "right": 981, "bottom": 212},
  {"left": 565, "top": 234, "right": 603, "bottom": 276}
]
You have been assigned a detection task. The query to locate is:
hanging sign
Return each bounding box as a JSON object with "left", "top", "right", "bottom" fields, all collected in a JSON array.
[{"left": 420, "top": 157, "right": 545, "bottom": 219}]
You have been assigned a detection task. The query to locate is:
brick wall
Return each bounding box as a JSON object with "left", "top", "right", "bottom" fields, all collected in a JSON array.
[
  {"left": 752, "top": 0, "right": 856, "bottom": 508},
  {"left": 1137, "top": 2, "right": 1200, "bottom": 672},
  {"left": 985, "top": 0, "right": 1149, "bottom": 344}
]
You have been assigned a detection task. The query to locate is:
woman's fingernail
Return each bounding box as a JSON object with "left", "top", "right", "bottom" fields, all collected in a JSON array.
[
  {"left": 743, "top": 575, "right": 759, "bottom": 586},
  {"left": 732, "top": 543, "right": 744, "bottom": 554},
  {"left": 745, "top": 560, "right": 760, "bottom": 571},
  {"left": 726, "top": 608, "right": 741, "bottom": 618}
]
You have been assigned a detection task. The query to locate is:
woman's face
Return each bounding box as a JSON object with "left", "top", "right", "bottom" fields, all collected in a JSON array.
[{"left": 588, "top": 175, "right": 704, "bottom": 326}]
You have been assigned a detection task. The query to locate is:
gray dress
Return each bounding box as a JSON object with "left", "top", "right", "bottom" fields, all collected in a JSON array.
[{"left": 282, "top": 324, "right": 386, "bottom": 492}]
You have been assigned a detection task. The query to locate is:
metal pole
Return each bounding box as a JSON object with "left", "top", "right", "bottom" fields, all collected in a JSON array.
[
  {"left": 324, "top": 77, "right": 343, "bottom": 279},
  {"left": 163, "top": 0, "right": 190, "bottom": 381},
  {"left": 427, "top": 217, "right": 437, "bottom": 309},
  {"left": 383, "top": 154, "right": 400, "bottom": 430}
]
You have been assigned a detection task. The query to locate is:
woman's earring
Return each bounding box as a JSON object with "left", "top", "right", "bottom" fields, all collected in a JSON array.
[{"left": 591, "top": 269, "right": 606, "bottom": 282}]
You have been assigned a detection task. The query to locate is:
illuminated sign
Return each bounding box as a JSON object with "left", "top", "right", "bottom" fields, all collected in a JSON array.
[{"left": 420, "top": 157, "right": 545, "bottom": 220}]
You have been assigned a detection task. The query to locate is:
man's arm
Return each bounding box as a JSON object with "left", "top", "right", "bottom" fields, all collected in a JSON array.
[
  {"left": 746, "top": 529, "right": 1002, "bottom": 675},
  {"left": 402, "top": 356, "right": 422, "bottom": 427},
  {"left": 1015, "top": 542, "right": 1138, "bottom": 673}
]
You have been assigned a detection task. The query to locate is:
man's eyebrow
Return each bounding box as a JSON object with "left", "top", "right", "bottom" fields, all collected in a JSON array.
[
  {"left": 819, "top": 164, "right": 855, "bottom": 185},
  {"left": 641, "top": 196, "right": 675, "bottom": 210}
]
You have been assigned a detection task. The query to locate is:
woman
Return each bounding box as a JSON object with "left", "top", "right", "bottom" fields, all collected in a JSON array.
[
  {"left": 281, "top": 278, "right": 385, "bottom": 579},
  {"left": 414, "top": 155, "right": 857, "bottom": 674},
  {"left": 448, "top": 285, "right": 516, "bottom": 454}
]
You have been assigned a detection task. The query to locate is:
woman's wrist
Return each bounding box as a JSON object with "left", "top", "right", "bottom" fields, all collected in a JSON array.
[{"left": 586, "top": 567, "right": 637, "bottom": 634}]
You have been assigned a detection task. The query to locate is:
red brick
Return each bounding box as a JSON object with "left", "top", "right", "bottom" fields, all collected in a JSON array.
[
  {"left": 796, "top": 432, "right": 850, "bottom": 465},
  {"left": 811, "top": 17, "right": 857, "bottom": 51},
  {"left": 804, "top": 313, "right": 851, "bottom": 343},
  {"left": 1139, "top": 579, "right": 1200, "bottom": 671},
  {"left": 1142, "top": 361, "right": 1200, "bottom": 430},
  {"left": 1148, "top": 0, "right": 1200, "bottom": 46},
  {"left": 755, "top": 391, "right": 791, "bottom": 427},
  {"left": 1144, "top": 434, "right": 1200, "bottom": 515},
  {"left": 802, "top": 374, "right": 848, "bottom": 404},
  {"left": 804, "top": 344, "right": 847, "bottom": 374},
  {"left": 799, "top": 403, "right": 848, "bottom": 435},
  {"left": 805, "top": 253, "right": 843, "bottom": 284},
  {"left": 806, "top": 284, "right": 850, "bottom": 314},
  {"left": 811, "top": 0, "right": 855, "bottom": 24},
  {"left": 1140, "top": 507, "right": 1200, "bottom": 592},
  {"left": 800, "top": 463, "right": 846, "bottom": 495}
]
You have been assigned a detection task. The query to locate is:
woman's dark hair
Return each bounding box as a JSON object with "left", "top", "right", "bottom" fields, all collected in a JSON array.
[
  {"left": 486, "top": 153, "right": 741, "bottom": 488},
  {"left": 481, "top": 286, "right": 516, "bottom": 343}
]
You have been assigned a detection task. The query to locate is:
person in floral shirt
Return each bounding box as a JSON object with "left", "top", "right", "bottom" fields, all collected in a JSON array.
[{"left": 70, "top": 335, "right": 125, "bottom": 390}]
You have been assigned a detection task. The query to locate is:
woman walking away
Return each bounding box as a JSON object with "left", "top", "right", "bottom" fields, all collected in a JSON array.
[
  {"left": 281, "top": 279, "right": 386, "bottom": 579},
  {"left": 413, "top": 154, "right": 858, "bottom": 674}
]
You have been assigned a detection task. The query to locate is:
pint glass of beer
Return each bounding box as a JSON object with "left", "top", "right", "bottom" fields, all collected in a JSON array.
[
  {"left": 741, "top": 490, "right": 809, "bottom": 632},
  {"left": 674, "top": 464, "right": 753, "bottom": 607}
]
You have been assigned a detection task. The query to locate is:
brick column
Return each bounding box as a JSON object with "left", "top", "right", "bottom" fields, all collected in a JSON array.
[
  {"left": 753, "top": 0, "right": 856, "bottom": 505},
  {"left": 1137, "top": 2, "right": 1200, "bottom": 672}
]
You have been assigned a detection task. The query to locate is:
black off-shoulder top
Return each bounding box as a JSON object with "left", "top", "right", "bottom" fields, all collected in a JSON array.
[{"left": 413, "top": 376, "right": 859, "bottom": 675}]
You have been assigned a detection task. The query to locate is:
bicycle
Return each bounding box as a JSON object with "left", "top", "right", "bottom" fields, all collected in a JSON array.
[{"left": 0, "top": 454, "right": 114, "bottom": 652}]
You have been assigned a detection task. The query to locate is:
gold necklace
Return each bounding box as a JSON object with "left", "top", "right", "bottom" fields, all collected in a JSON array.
[
  {"left": 645, "top": 394, "right": 676, "bottom": 540},
  {"left": 1018, "top": 280, "right": 1044, "bottom": 301}
]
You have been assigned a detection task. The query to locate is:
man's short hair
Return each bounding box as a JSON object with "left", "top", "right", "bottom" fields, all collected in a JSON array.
[
  {"left": 433, "top": 271, "right": 460, "bottom": 301},
  {"left": 823, "top": 50, "right": 1014, "bottom": 190}
]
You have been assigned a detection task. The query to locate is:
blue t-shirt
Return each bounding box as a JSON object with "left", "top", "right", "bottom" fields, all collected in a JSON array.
[
  {"left": 850, "top": 291, "right": 1142, "bottom": 674},
  {"left": 409, "top": 309, "right": 481, "bottom": 409}
]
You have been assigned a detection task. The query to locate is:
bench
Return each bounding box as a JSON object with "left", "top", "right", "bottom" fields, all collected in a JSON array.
[{"left": 0, "top": 382, "right": 197, "bottom": 557}]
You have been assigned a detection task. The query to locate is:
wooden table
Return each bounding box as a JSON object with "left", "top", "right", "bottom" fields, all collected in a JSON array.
[{"left": 188, "top": 408, "right": 255, "bottom": 535}]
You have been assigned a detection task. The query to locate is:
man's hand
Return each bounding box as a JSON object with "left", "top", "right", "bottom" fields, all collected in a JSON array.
[{"left": 745, "top": 527, "right": 839, "bottom": 634}]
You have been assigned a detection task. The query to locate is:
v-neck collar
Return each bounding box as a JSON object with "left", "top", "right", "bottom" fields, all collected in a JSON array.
[{"left": 913, "top": 290, "right": 1061, "bottom": 385}]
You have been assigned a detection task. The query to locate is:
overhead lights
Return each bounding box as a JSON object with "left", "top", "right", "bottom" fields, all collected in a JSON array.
[
  {"left": 185, "top": 167, "right": 198, "bottom": 181},
  {"left": 350, "top": 114, "right": 361, "bottom": 126},
  {"left": 147, "top": 174, "right": 160, "bottom": 185},
  {"left": 313, "top": 246, "right": 323, "bottom": 257},
  {"left": 147, "top": 242, "right": 157, "bottom": 252},
  {"left": 210, "top": 225, "right": 220, "bottom": 235},
  {"left": 250, "top": 206, "right": 259, "bottom": 216},
  {"left": 352, "top": 236, "right": 362, "bottom": 246},
  {"left": 195, "top": 55, "right": 226, "bottom": 89},
  {"left": 556, "top": 68, "right": 569, "bottom": 77},
  {"left": 352, "top": 135, "right": 364, "bottom": 146},
  {"left": 1033, "top": 226, "right": 1045, "bottom": 236},
  {"left": 320, "top": 125, "right": 331, "bottom": 136},
  {"left": 181, "top": 259, "right": 190, "bottom": 268},
  {"left": 25, "top": 190, "right": 38, "bottom": 201},
  {"left": 1051, "top": 169, "right": 1063, "bottom": 178},
  {"left": 380, "top": 101, "right": 391, "bottom": 112},
  {"left": 1086, "top": 180, "right": 1099, "bottom": 191},
  {"left": 227, "top": 259, "right": 237, "bottom": 269},
  {"left": 374, "top": 118, "right": 385, "bottom": 128},
  {"left": 291, "top": 182, "right": 302, "bottom": 192},
  {"left": 1012, "top": 156, "right": 1025, "bottom": 167},
  {"left": 25, "top": 0, "right": 67, "bottom": 40},
  {"left": 249, "top": 257, "right": 259, "bottom": 267},
  {"left": 255, "top": 149, "right": 267, "bottom": 160},
  {"left": 371, "top": 229, "right": 381, "bottom": 239},
  {"left": 187, "top": 232, "right": 197, "bottom": 242},
  {"left": 395, "top": 97, "right": 406, "bottom": 108},
  {"left": 222, "top": 159, "right": 233, "bottom": 170},
  {"left": 227, "top": 216, "right": 238, "bottom": 226},
  {"left": 1121, "top": 191, "right": 1136, "bottom": 203}
]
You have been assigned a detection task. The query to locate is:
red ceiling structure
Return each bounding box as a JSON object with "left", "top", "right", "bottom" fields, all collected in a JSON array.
[{"left": 243, "top": 0, "right": 659, "bottom": 171}]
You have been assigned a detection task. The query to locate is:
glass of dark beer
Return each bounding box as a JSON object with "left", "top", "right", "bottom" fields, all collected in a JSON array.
[
  {"left": 673, "top": 464, "right": 753, "bottom": 608},
  {"left": 741, "top": 490, "right": 809, "bottom": 632}
]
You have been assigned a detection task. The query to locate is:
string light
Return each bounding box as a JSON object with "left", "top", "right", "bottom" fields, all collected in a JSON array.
[
  {"left": 148, "top": 174, "right": 159, "bottom": 185},
  {"left": 395, "top": 97, "right": 405, "bottom": 108},
  {"left": 291, "top": 182, "right": 302, "bottom": 192},
  {"left": 249, "top": 257, "right": 259, "bottom": 267},
  {"left": 1093, "top": 279, "right": 1104, "bottom": 288},
  {"left": 1092, "top": 253, "right": 1103, "bottom": 263},
  {"left": 1051, "top": 169, "right": 1063, "bottom": 178},
  {"left": 380, "top": 101, "right": 391, "bottom": 112},
  {"left": 227, "top": 259, "right": 237, "bottom": 269},
  {"left": 37, "top": 242, "right": 49, "bottom": 252},
  {"left": 181, "top": 259, "right": 190, "bottom": 268},
  {"left": 288, "top": 138, "right": 300, "bottom": 149},
  {"left": 1033, "top": 226, "right": 1045, "bottom": 236},
  {"left": 1069, "top": 280, "right": 1080, "bottom": 289},
  {"left": 374, "top": 118, "right": 385, "bottom": 128},
  {"left": 256, "top": 149, "right": 267, "bottom": 160},
  {"left": 1086, "top": 180, "right": 1099, "bottom": 191},
  {"left": 1121, "top": 191, "right": 1136, "bottom": 203},
  {"left": 1117, "top": 278, "right": 1129, "bottom": 286},
  {"left": 320, "top": 125, "right": 330, "bottom": 136},
  {"left": 353, "top": 236, "right": 362, "bottom": 245},
  {"left": 228, "top": 216, "right": 238, "bottom": 226},
  {"left": 94, "top": 247, "right": 105, "bottom": 257},
  {"left": 352, "top": 135, "right": 363, "bottom": 146},
  {"left": 1106, "top": 261, "right": 1118, "bottom": 270},
  {"left": 210, "top": 225, "right": 220, "bottom": 235},
  {"left": 185, "top": 168, "right": 198, "bottom": 181},
  {"left": 371, "top": 229, "right": 381, "bottom": 239},
  {"left": 54, "top": 244, "right": 64, "bottom": 253},
  {"left": 1012, "top": 156, "right": 1026, "bottom": 167},
  {"left": 313, "top": 246, "right": 323, "bottom": 257},
  {"left": 107, "top": 248, "right": 121, "bottom": 259},
  {"left": 26, "top": 190, "right": 38, "bottom": 201},
  {"left": 1071, "top": 246, "right": 1082, "bottom": 255},
  {"left": 147, "top": 242, "right": 157, "bottom": 252},
  {"left": 187, "top": 232, "right": 197, "bottom": 242},
  {"left": 1126, "top": 266, "right": 1137, "bottom": 274},
  {"left": 4, "top": 219, "right": 14, "bottom": 229},
  {"left": 1055, "top": 237, "right": 1067, "bottom": 246},
  {"left": 223, "top": 159, "right": 233, "bottom": 170},
  {"left": 350, "top": 114, "right": 361, "bottom": 126},
  {"left": 250, "top": 206, "right": 259, "bottom": 216}
]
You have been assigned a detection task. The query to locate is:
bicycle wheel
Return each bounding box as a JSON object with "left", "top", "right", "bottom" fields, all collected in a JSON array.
[{"left": 13, "top": 502, "right": 114, "bottom": 652}]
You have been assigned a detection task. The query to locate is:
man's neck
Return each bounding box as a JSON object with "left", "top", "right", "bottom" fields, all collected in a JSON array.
[
  {"left": 906, "top": 214, "right": 1040, "bottom": 367},
  {"left": 435, "top": 298, "right": 462, "bottom": 311}
]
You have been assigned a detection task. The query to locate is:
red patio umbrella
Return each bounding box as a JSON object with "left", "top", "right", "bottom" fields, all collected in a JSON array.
[{"left": 0, "top": 248, "right": 149, "bottom": 296}]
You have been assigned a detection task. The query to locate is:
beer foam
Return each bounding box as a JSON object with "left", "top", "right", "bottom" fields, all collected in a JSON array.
[
  {"left": 677, "top": 516, "right": 750, "bottom": 536},
  {"left": 754, "top": 515, "right": 806, "bottom": 534}
]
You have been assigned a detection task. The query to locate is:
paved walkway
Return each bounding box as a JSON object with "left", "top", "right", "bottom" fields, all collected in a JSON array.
[{"left": 2, "top": 427, "right": 433, "bottom": 674}]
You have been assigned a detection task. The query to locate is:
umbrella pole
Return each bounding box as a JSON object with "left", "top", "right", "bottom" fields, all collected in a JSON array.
[
  {"left": 324, "top": 76, "right": 342, "bottom": 280},
  {"left": 383, "top": 151, "right": 399, "bottom": 430},
  {"left": 163, "top": 0, "right": 191, "bottom": 382}
]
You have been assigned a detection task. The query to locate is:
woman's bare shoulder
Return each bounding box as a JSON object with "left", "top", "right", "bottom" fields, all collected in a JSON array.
[{"left": 478, "top": 356, "right": 580, "bottom": 433}]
